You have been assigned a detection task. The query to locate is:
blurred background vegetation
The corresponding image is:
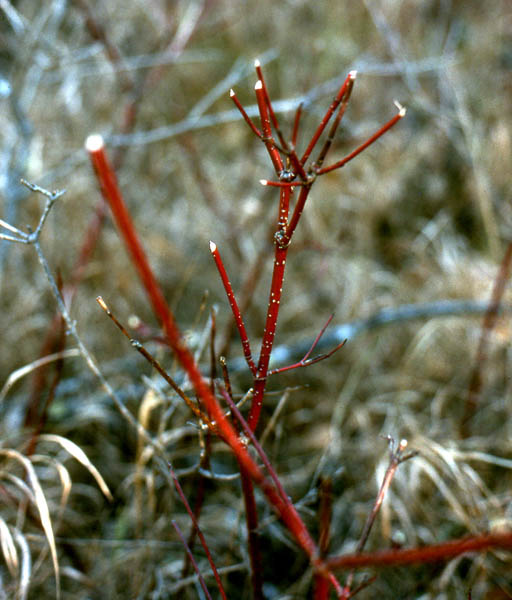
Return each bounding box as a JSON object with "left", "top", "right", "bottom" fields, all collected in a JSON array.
[{"left": 1, "top": 0, "right": 511, "bottom": 597}]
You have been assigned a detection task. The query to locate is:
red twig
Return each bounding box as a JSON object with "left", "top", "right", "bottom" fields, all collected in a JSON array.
[
  {"left": 220, "top": 387, "right": 343, "bottom": 596},
  {"left": 291, "top": 102, "right": 303, "bottom": 148},
  {"left": 169, "top": 465, "right": 228, "bottom": 600},
  {"left": 230, "top": 88, "right": 262, "bottom": 138},
  {"left": 313, "top": 75, "right": 356, "bottom": 170},
  {"left": 240, "top": 468, "right": 264, "bottom": 600},
  {"left": 314, "top": 477, "right": 334, "bottom": 600},
  {"left": 283, "top": 183, "right": 312, "bottom": 246},
  {"left": 260, "top": 179, "right": 303, "bottom": 188},
  {"left": 461, "top": 240, "right": 512, "bottom": 438},
  {"left": 210, "top": 241, "right": 257, "bottom": 376},
  {"left": 327, "top": 531, "right": 512, "bottom": 571},
  {"left": 301, "top": 70, "right": 357, "bottom": 165},
  {"left": 317, "top": 102, "right": 406, "bottom": 175},
  {"left": 171, "top": 520, "right": 212, "bottom": 600},
  {"left": 255, "top": 58, "right": 288, "bottom": 150},
  {"left": 269, "top": 314, "right": 346, "bottom": 376},
  {"left": 254, "top": 80, "right": 283, "bottom": 174}
]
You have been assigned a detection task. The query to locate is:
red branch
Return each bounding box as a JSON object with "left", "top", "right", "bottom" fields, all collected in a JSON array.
[
  {"left": 169, "top": 464, "right": 228, "bottom": 600},
  {"left": 327, "top": 531, "right": 512, "bottom": 570},
  {"left": 300, "top": 70, "right": 357, "bottom": 165},
  {"left": 86, "top": 133, "right": 320, "bottom": 567},
  {"left": 210, "top": 241, "right": 256, "bottom": 375},
  {"left": 317, "top": 103, "right": 406, "bottom": 175}
]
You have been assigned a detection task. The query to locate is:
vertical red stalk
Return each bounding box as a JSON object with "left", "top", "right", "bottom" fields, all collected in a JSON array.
[{"left": 248, "top": 244, "right": 288, "bottom": 431}]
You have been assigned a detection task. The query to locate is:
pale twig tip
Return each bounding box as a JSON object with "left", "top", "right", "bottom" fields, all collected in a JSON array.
[
  {"left": 85, "top": 134, "right": 104, "bottom": 152},
  {"left": 229, "top": 88, "right": 235, "bottom": 97},
  {"left": 349, "top": 70, "right": 357, "bottom": 79},
  {"left": 96, "top": 296, "right": 108, "bottom": 310},
  {"left": 255, "top": 80, "right": 263, "bottom": 90},
  {"left": 209, "top": 241, "right": 216, "bottom": 252},
  {"left": 259, "top": 179, "right": 268, "bottom": 186},
  {"left": 394, "top": 100, "right": 406, "bottom": 117},
  {"left": 254, "top": 58, "right": 261, "bottom": 68}
]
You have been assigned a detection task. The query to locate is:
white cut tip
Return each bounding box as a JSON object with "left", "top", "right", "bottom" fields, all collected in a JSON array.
[
  {"left": 394, "top": 100, "right": 406, "bottom": 117},
  {"left": 399, "top": 439, "right": 408, "bottom": 450},
  {"left": 255, "top": 80, "right": 263, "bottom": 90},
  {"left": 259, "top": 179, "right": 268, "bottom": 186},
  {"left": 85, "top": 134, "right": 104, "bottom": 152},
  {"left": 254, "top": 58, "right": 261, "bottom": 68},
  {"left": 349, "top": 70, "right": 357, "bottom": 79},
  {"left": 96, "top": 296, "right": 107, "bottom": 310},
  {"left": 209, "top": 240, "right": 217, "bottom": 252},
  {"left": 229, "top": 88, "right": 235, "bottom": 97}
]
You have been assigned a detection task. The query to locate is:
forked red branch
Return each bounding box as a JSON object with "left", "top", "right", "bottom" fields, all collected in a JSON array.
[{"left": 229, "top": 63, "right": 406, "bottom": 433}]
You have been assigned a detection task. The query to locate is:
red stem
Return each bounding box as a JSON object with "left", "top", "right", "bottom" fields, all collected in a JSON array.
[
  {"left": 327, "top": 531, "right": 512, "bottom": 571},
  {"left": 292, "top": 102, "right": 303, "bottom": 148},
  {"left": 240, "top": 467, "right": 264, "bottom": 600},
  {"left": 255, "top": 80, "right": 283, "bottom": 174},
  {"left": 255, "top": 59, "right": 288, "bottom": 150},
  {"left": 172, "top": 520, "right": 213, "bottom": 600},
  {"left": 210, "top": 241, "right": 257, "bottom": 375},
  {"left": 301, "top": 71, "right": 357, "bottom": 165},
  {"left": 230, "top": 88, "right": 262, "bottom": 138},
  {"left": 317, "top": 105, "right": 406, "bottom": 175},
  {"left": 248, "top": 243, "right": 288, "bottom": 431},
  {"left": 284, "top": 184, "right": 312, "bottom": 244},
  {"left": 169, "top": 465, "right": 228, "bottom": 600},
  {"left": 313, "top": 76, "right": 356, "bottom": 170}
]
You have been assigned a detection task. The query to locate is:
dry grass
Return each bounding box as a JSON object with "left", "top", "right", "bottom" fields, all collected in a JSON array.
[{"left": 1, "top": 0, "right": 511, "bottom": 598}]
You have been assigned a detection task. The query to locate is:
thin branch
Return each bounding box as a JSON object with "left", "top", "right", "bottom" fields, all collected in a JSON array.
[
  {"left": 300, "top": 70, "right": 357, "bottom": 165},
  {"left": 171, "top": 520, "right": 212, "bottom": 600},
  {"left": 95, "top": 296, "right": 216, "bottom": 433},
  {"left": 210, "top": 241, "right": 256, "bottom": 375},
  {"left": 167, "top": 463, "right": 228, "bottom": 600},
  {"left": 316, "top": 102, "right": 406, "bottom": 175},
  {"left": 327, "top": 531, "right": 512, "bottom": 571}
]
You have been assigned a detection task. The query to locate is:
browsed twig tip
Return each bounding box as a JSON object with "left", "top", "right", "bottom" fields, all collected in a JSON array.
[
  {"left": 209, "top": 240, "right": 217, "bottom": 252},
  {"left": 255, "top": 80, "right": 263, "bottom": 90},
  {"left": 394, "top": 100, "right": 407, "bottom": 117},
  {"left": 254, "top": 58, "right": 261, "bottom": 68},
  {"left": 96, "top": 296, "right": 108, "bottom": 311},
  {"left": 349, "top": 69, "right": 357, "bottom": 79},
  {"left": 259, "top": 179, "right": 268, "bottom": 186},
  {"left": 229, "top": 88, "right": 235, "bottom": 97},
  {"left": 85, "top": 134, "right": 104, "bottom": 152}
]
